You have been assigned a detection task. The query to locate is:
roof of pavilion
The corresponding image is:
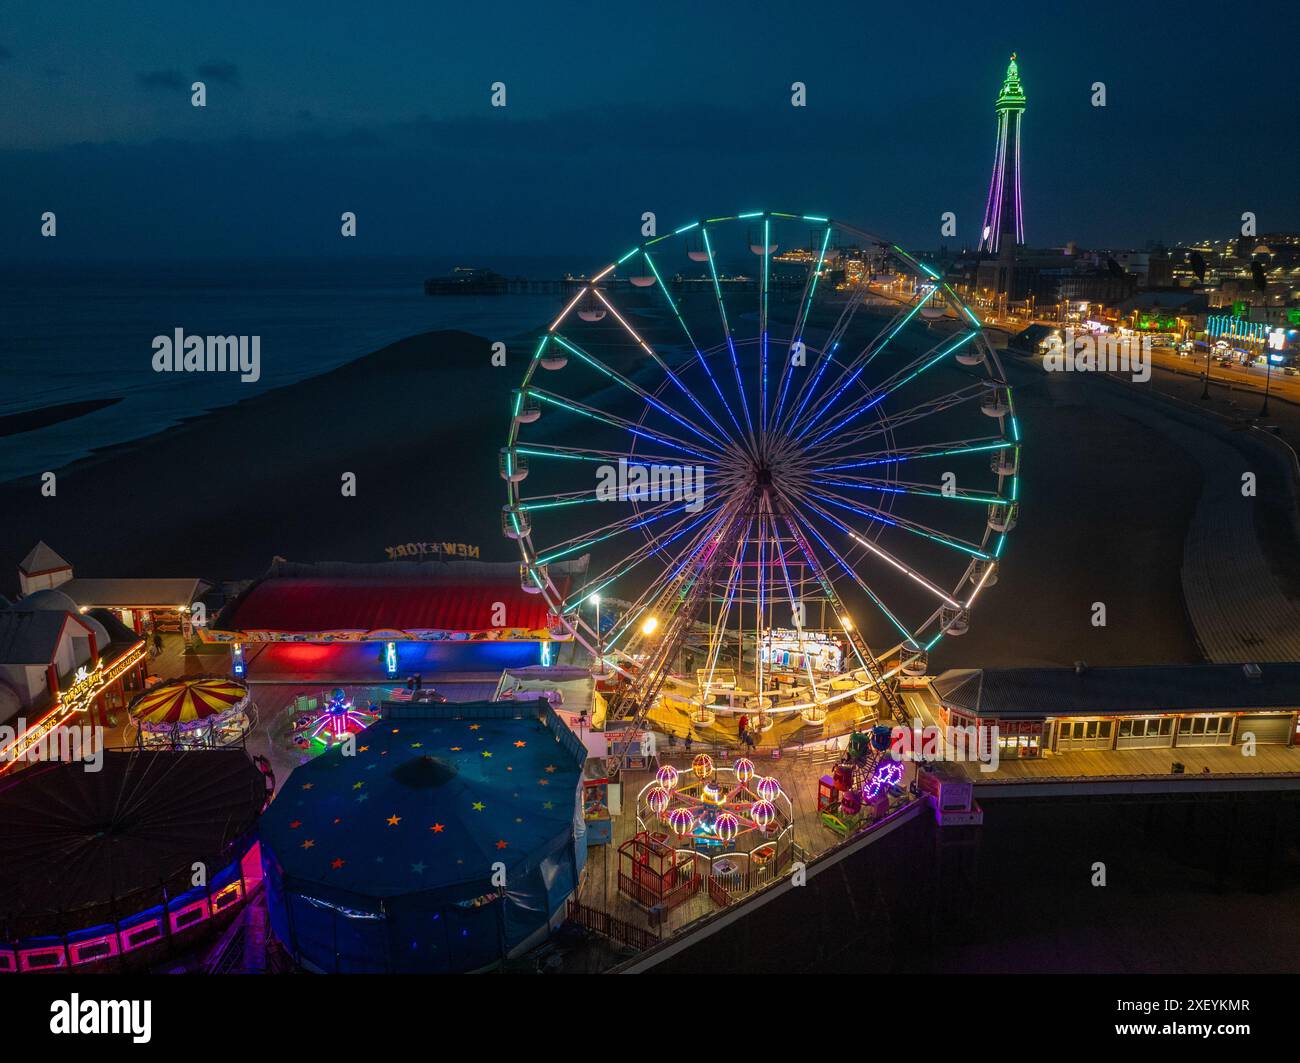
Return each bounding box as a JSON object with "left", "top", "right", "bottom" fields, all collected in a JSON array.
[{"left": 932, "top": 663, "right": 1300, "bottom": 719}]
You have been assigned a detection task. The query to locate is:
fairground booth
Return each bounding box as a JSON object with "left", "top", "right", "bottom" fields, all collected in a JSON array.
[
  {"left": 202, "top": 558, "right": 581, "bottom": 679},
  {"left": 0, "top": 748, "right": 272, "bottom": 973},
  {"left": 17, "top": 541, "right": 211, "bottom": 640},
  {"left": 0, "top": 590, "right": 147, "bottom": 769},
  {"left": 259, "top": 699, "right": 587, "bottom": 973}
]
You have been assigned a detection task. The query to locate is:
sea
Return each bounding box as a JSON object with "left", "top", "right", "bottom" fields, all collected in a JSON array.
[{"left": 0, "top": 256, "right": 573, "bottom": 483}]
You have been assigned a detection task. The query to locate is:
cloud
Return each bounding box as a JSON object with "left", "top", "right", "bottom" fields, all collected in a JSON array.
[
  {"left": 137, "top": 69, "right": 187, "bottom": 91},
  {"left": 197, "top": 61, "right": 239, "bottom": 86}
]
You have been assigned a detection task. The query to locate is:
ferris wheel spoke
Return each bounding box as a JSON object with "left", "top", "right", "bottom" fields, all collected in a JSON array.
[
  {"left": 803, "top": 486, "right": 992, "bottom": 560},
  {"left": 588, "top": 287, "right": 737, "bottom": 448},
  {"left": 536, "top": 495, "right": 717, "bottom": 569},
  {"left": 805, "top": 330, "right": 980, "bottom": 448},
  {"left": 513, "top": 442, "right": 717, "bottom": 468},
  {"left": 798, "top": 493, "right": 965, "bottom": 607},
  {"left": 601, "top": 505, "right": 741, "bottom": 652},
  {"left": 701, "top": 226, "right": 757, "bottom": 444},
  {"left": 529, "top": 387, "right": 721, "bottom": 462},
  {"left": 813, "top": 436, "right": 1011, "bottom": 473},
  {"left": 786, "top": 289, "right": 933, "bottom": 441},
  {"left": 767, "top": 502, "right": 825, "bottom": 697},
  {"left": 818, "top": 382, "right": 988, "bottom": 456},
  {"left": 809, "top": 473, "right": 1006, "bottom": 506},
  {"left": 640, "top": 250, "right": 744, "bottom": 437},
  {"left": 699, "top": 518, "right": 751, "bottom": 698},
  {"left": 770, "top": 224, "right": 832, "bottom": 433},
  {"left": 779, "top": 282, "right": 871, "bottom": 437},
  {"left": 759, "top": 217, "right": 772, "bottom": 432},
  {"left": 784, "top": 506, "right": 920, "bottom": 648},
  {"left": 559, "top": 503, "right": 728, "bottom": 616},
  {"left": 548, "top": 331, "right": 726, "bottom": 451}
]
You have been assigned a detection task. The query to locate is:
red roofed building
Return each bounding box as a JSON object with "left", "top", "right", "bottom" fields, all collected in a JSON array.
[{"left": 204, "top": 558, "right": 587, "bottom": 681}]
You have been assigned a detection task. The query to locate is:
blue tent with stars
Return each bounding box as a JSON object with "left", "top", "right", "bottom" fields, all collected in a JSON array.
[{"left": 260, "top": 700, "right": 587, "bottom": 973}]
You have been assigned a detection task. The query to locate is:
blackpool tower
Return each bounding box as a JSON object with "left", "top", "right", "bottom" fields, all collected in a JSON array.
[{"left": 977, "top": 53, "right": 1026, "bottom": 255}]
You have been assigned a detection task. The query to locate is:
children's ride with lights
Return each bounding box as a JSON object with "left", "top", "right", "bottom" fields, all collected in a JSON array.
[
  {"left": 502, "top": 212, "right": 1020, "bottom": 766},
  {"left": 818, "top": 726, "right": 903, "bottom": 835},
  {"left": 290, "top": 688, "right": 379, "bottom": 751}
]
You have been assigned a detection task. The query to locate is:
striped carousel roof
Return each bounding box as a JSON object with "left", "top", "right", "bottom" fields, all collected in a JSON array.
[{"left": 130, "top": 676, "right": 248, "bottom": 726}]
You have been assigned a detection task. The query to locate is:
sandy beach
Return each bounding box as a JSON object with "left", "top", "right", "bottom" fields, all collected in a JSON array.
[{"left": 0, "top": 330, "right": 517, "bottom": 582}]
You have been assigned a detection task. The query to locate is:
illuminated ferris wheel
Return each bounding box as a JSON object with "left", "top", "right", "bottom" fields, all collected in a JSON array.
[{"left": 501, "top": 211, "right": 1019, "bottom": 731}]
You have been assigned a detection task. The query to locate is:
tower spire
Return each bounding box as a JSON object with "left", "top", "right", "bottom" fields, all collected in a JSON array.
[{"left": 978, "top": 52, "right": 1027, "bottom": 254}]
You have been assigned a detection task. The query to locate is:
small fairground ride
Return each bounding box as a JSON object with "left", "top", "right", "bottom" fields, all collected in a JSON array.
[
  {"left": 130, "top": 676, "right": 255, "bottom": 750},
  {"left": 817, "top": 726, "right": 907, "bottom": 836},
  {"left": 619, "top": 753, "right": 796, "bottom": 911},
  {"left": 289, "top": 688, "right": 380, "bottom": 752}
]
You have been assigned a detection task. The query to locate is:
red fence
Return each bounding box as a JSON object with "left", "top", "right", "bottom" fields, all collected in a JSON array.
[{"left": 566, "top": 899, "right": 662, "bottom": 953}]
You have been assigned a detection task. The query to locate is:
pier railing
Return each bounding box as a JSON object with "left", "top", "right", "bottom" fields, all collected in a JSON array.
[{"left": 566, "top": 898, "right": 662, "bottom": 953}]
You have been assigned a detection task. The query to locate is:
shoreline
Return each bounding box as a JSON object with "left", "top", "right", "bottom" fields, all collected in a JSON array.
[{"left": 0, "top": 397, "right": 125, "bottom": 439}]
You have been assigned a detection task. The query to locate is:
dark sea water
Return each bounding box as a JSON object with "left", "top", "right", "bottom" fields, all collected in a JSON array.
[{"left": 0, "top": 256, "right": 570, "bottom": 482}]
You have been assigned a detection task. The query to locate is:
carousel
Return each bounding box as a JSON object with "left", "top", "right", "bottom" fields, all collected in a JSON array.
[
  {"left": 130, "top": 675, "right": 254, "bottom": 750},
  {"left": 619, "top": 753, "right": 796, "bottom": 910}
]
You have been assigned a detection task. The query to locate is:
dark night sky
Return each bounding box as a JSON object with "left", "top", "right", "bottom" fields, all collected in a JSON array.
[{"left": 2, "top": 0, "right": 1297, "bottom": 262}]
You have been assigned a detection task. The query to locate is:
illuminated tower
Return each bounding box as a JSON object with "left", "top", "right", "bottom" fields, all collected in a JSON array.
[{"left": 977, "top": 53, "right": 1026, "bottom": 255}]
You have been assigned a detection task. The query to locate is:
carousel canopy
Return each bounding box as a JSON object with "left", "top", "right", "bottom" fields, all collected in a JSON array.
[
  {"left": 0, "top": 749, "right": 265, "bottom": 929},
  {"left": 131, "top": 675, "right": 248, "bottom": 726}
]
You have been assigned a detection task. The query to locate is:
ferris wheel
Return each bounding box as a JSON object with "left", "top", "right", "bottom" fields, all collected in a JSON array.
[{"left": 501, "top": 211, "right": 1019, "bottom": 730}]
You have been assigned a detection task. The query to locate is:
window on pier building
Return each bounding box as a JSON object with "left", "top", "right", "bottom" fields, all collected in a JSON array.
[{"left": 1054, "top": 718, "right": 1113, "bottom": 752}]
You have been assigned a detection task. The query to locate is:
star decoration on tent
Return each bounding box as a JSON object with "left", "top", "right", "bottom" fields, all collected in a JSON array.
[
  {"left": 387, "top": 814, "right": 401, "bottom": 826},
  {"left": 302, "top": 839, "right": 315, "bottom": 849},
  {"left": 495, "top": 840, "right": 509, "bottom": 850},
  {"left": 472, "top": 801, "right": 485, "bottom": 812},
  {"left": 331, "top": 858, "right": 345, "bottom": 869},
  {"left": 411, "top": 862, "right": 427, "bottom": 874},
  {"left": 482, "top": 751, "right": 493, "bottom": 758},
  {"left": 289, "top": 820, "right": 301, "bottom": 829},
  {"left": 430, "top": 823, "right": 445, "bottom": 833},
  {"left": 514, "top": 741, "right": 527, "bottom": 748}
]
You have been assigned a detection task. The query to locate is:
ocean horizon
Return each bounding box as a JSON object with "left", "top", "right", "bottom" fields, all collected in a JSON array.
[{"left": 0, "top": 256, "right": 580, "bottom": 482}]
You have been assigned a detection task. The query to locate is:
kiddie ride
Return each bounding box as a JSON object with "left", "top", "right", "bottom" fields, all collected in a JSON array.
[
  {"left": 290, "top": 687, "right": 379, "bottom": 752},
  {"left": 817, "top": 727, "right": 906, "bottom": 836}
]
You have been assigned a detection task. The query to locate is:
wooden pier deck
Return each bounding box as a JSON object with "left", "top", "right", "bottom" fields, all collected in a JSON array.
[{"left": 576, "top": 743, "right": 892, "bottom": 939}]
